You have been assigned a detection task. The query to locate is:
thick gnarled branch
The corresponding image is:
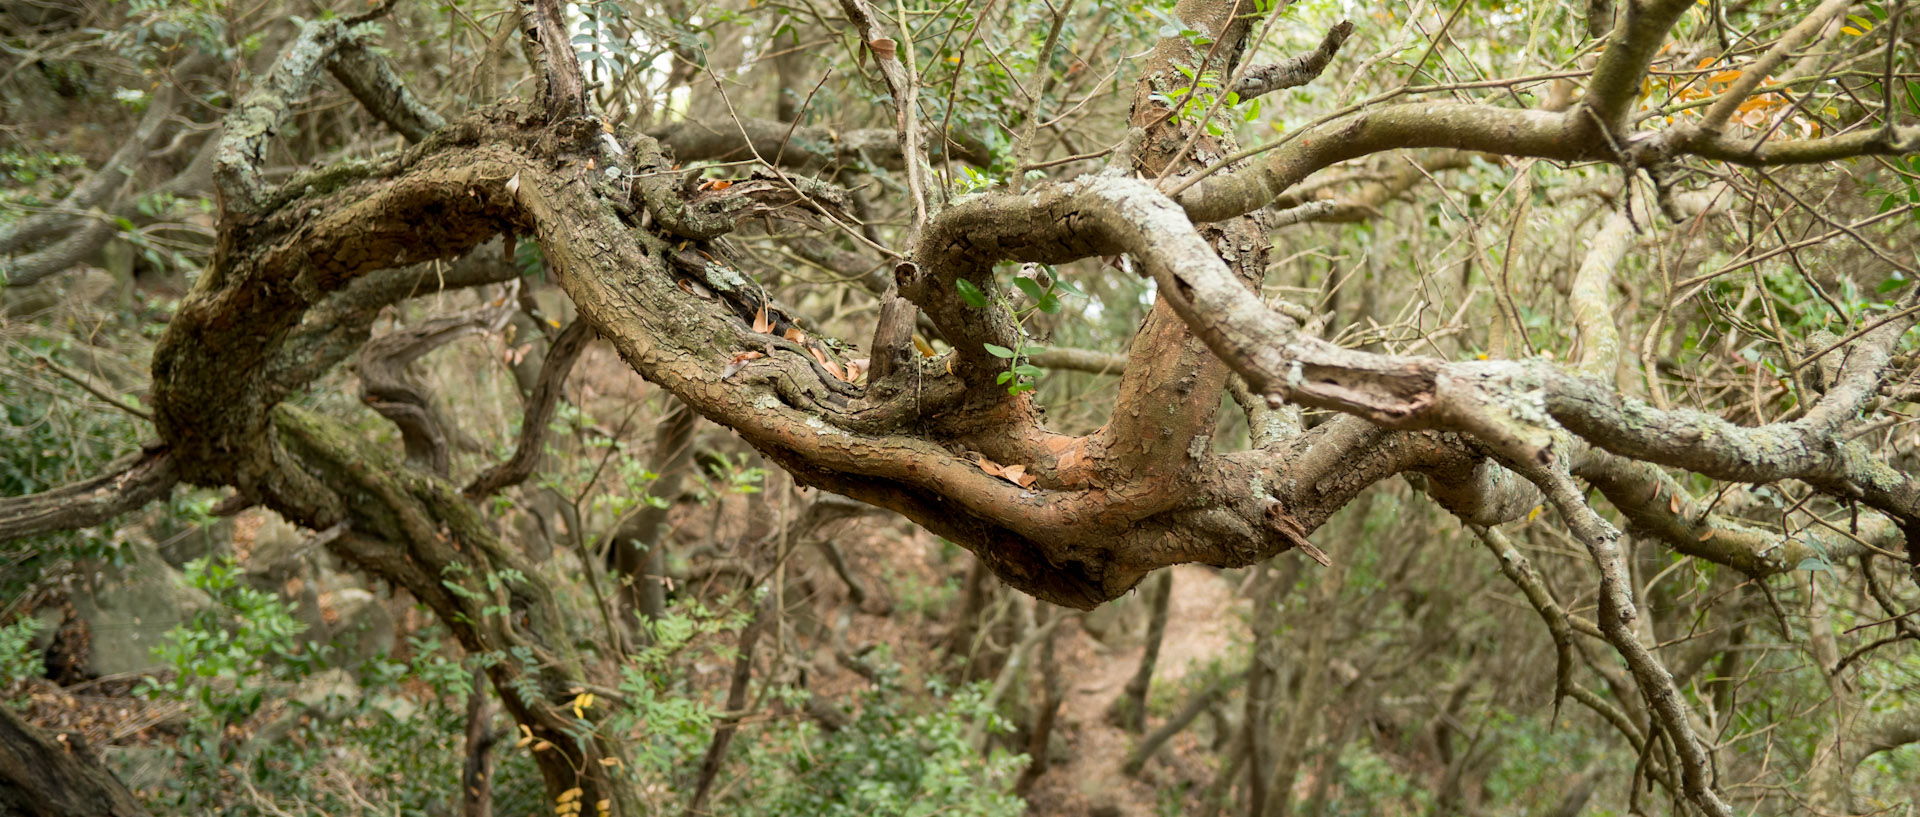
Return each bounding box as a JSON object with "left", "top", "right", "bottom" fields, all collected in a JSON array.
[{"left": 0, "top": 445, "right": 176, "bottom": 542}]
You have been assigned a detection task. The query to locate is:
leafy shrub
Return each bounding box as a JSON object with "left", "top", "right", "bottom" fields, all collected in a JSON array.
[
  {"left": 0, "top": 617, "right": 46, "bottom": 700},
  {"left": 751, "top": 673, "right": 1028, "bottom": 817}
]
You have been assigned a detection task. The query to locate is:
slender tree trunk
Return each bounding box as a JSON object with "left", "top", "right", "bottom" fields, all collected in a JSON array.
[
  {"left": 685, "top": 600, "right": 766, "bottom": 817},
  {"left": 610, "top": 401, "right": 697, "bottom": 631},
  {"left": 1244, "top": 564, "right": 1279, "bottom": 817},
  {"left": 461, "top": 668, "right": 500, "bottom": 817},
  {"left": 1114, "top": 568, "right": 1174, "bottom": 732},
  {"left": 1015, "top": 613, "right": 1064, "bottom": 796}
]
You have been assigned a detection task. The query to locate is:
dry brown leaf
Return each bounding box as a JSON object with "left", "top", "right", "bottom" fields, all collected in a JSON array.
[
  {"left": 1697, "top": 528, "right": 1715, "bottom": 541},
  {"left": 721, "top": 350, "right": 764, "bottom": 379},
  {"left": 1000, "top": 464, "right": 1036, "bottom": 489},
  {"left": 677, "top": 278, "right": 714, "bottom": 299},
  {"left": 1669, "top": 493, "right": 1681, "bottom": 514},
  {"left": 845, "top": 358, "right": 870, "bottom": 382},
  {"left": 752, "top": 305, "right": 774, "bottom": 334},
  {"left": 975, "top": 454, "right": 1006, "bottom": 478},
  {"left": 784, "top": 327, "right": 808, "bottom": 343}
]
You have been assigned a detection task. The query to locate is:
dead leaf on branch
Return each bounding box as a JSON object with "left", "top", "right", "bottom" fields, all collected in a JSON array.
[
  {"left": 721, "top": 350, "right": 764, "bottom": 379},
  {"left": 975, "top": 454, "right": 1037, "bottom": 489},
  {"left": 752, "top": 304, "right": 774, "bottom": 334},
  {"left": 806, "top": 344, "right": 848, "bottom": 381}
]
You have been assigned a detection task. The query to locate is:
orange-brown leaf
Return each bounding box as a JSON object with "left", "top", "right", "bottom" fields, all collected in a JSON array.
[
  {"left": 1000, "top": 464, "right": 1036, "bottom": 489},
  {"left": 721, "top": 350, "right": 764, "bottom": 379},
  {"left": 975, "top": 454, "right": 1006, "bottom": 478},
  {"left": 752, "top": 304, "right": 774, "bottom": 334}
]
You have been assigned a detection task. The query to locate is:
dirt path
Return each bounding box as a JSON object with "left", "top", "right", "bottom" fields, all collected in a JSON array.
[{"left": 1028, "top": 565, "right": 1244, "bottom": 816}]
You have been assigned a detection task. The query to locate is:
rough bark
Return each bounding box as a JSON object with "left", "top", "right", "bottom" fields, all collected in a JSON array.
[{"left": 0, "top": 705, "right": 148, "bottom": 817}]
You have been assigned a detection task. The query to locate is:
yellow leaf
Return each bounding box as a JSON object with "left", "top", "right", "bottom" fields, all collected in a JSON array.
[
  {"left": 1527, "top": 505, "right": 1543, "bottom": 522},
  {"left": 558, "top": 787, "right": 583, "bottom": 803},
  {"left": 1840, "top": 26, "right": 1863, "bottom": 36},
  {"left": 516, "top": 724, "right": 535, "bottom": 748}
]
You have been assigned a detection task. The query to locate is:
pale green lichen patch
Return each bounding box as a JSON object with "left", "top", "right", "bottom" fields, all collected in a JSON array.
[{"left": 703, "top": 262, "right": 750, "bottom": 293}]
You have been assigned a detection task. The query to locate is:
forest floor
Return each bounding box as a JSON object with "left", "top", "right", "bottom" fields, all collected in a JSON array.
[{"left": 1020, "top": 564, "right": 1244, "bottom": 817}]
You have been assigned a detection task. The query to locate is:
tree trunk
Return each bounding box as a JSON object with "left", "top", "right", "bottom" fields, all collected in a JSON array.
[
  {"left": 0, "top": 705, "right": 147, "bottom": 817},
  {"left": 1113, "top": 568, "right": 1174, "bottom": 733}
]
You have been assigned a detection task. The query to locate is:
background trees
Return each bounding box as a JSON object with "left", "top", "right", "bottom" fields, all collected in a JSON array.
[{"left": 1, "top": 0, "right": 1918, "bottom": 814}]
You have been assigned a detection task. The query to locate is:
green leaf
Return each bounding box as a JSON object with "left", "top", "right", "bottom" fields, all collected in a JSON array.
[
  {"left": 955, "top": 278, "right": 988, "bottom": 308},
  {"left": 982, "top": 343, "right": 1016, "bottom": 358},
  {"left": 996, "top": 371, "right": 1014, "bottom": 384},
  {"left": 1013, "top": 277, "right": 1046, "bottom": 301},
  {"left": 1036, "top": 293, "right": 1061, "bottom": 314},
  {"left": 1013, "top": 364, "right": 1043, "bottom": 377},
  {"left": 1053, "top": 277, "right": 1084, "bottom": 296},
  {"left": 1796, "top": 557, "right": 1833, "bottom": 574}
]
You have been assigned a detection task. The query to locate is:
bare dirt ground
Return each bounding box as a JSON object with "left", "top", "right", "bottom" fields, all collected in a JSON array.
[{"left": 1024, "top": 565, "right": 1245, "bottom": 817}]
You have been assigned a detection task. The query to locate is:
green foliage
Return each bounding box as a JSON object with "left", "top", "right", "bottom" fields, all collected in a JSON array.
[
  {"left": 141, "top": 557, "right": 318, "bottom": 727},
  {"left": 609, "top": 597, "right": 754, "bottom": 784},
  {"left": 753, "top": 674, "right": 1027, "bottom": 817},
  {"left": 955, "top": 264, "right": 1081, "bottom": 394},
  {"left": 0, "top": 148, "right": 86, "bottom": 213},
  {"left": 0, "top": 341, "right": 146, "bottom": 594},
  {"left": 0, "top": 617, "right": 47, "bottom": 698},
  {"left": 135, "top": 623, "right": 513, "bottom": 817}
]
